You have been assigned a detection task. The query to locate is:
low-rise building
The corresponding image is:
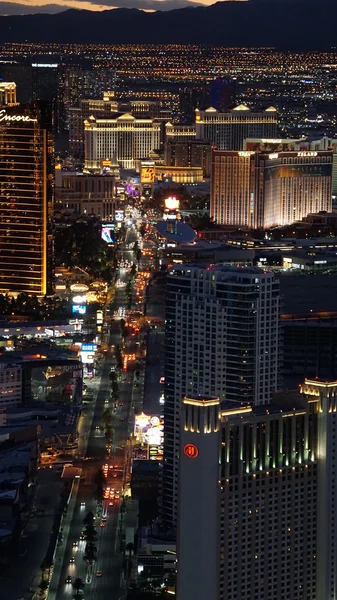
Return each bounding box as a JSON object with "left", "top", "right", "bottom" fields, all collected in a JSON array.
[
  {"left": 0, "top": 364, "right": 22, "bottom": 408},
  {"left": 55, "top": 171, "right": 116, "bottom": 220}
]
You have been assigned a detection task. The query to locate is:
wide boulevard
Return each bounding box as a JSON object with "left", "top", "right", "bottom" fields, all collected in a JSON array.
[{"left": 48, "top": 224, "right": 139, "bottom": 600}]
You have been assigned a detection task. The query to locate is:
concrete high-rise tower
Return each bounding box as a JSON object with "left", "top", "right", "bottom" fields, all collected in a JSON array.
[
  {"left": 177, "top": 380, "right": 337, "bottom": 600},
  {"left": 163, "top": 264, "right": 281, "bottom": 527}
]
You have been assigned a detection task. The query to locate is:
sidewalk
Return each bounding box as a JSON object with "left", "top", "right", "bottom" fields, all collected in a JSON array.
[{"left": 46, "top": 478, "right": 80, "bottom": 600}]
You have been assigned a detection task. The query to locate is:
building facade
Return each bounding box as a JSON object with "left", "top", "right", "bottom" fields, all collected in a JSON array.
[
  {"left": 55, "top": 171, "right": 116, "bottom": 220},
  {"left": 0, "top": 104, "right": 53, "bottom": 295},
  {"left": 68, "top": 95, "right": 120, "bottom": 158},
  {"left": 0, "top": 82, "right": 18, "bottom": 107},
  {"left": 0, "top": 364, "right": 22, "bottom": 408},
  {"left": 84, "top": 113, "right": 161, "bottom": 171},
  {"left": 178, "top": 381, "right": 337, "bottom": 600},
  {"left": 211, "top": 149, "right": 333, "bottom": 228},
  {"left": 164, "top": 139, "right": 212, "bottom": 177},
  {"left": 163, "top": 265, "right": 281, "bottom": 526},
  {"left": 261, "top": 150, "right": 333, "bottom": 228},
  {"left": 196, "top": 105, "right": 277, "bottom": 151}
]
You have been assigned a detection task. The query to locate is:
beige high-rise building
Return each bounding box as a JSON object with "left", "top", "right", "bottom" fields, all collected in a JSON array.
[
  {"left": 196, "top": 105, "right": 277, "bottom": 151},
  {"left": 211, "top": 148, "right": 333, "bottom": 228},
  {"left": 0, "top": 82, "right": 18, "bottom": 107},
  {"left": 84, "top": 113, "right": 161, "bottom": 171}
]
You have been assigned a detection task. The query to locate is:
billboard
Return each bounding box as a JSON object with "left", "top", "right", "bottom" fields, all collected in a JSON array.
[
  {"left": 141, "top": 166, "right": 155, "bottom": 184},
  {"left": 134, "top": 413, "right": 164, "bottom": 459},
  {"left": 72, "top": 305, "right": 86, "bottom": 315},
  {"left": 80, "top": 343, "right": 97, "bottom": 365},
  {"left": 115, "top": 209, "right": 124, "bottom": 222},
  {"left": 72, "top": 295, "right": 86, "bottom": 305},
  {"left": 101, "top": 227, "right": 114, "bottom": 244}
]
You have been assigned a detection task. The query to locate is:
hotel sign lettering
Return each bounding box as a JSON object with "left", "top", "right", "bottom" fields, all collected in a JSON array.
[
  {"left": 0, "top": 109, "right": 37, "bottom": 123},
  {"left": 184, "top": 443, "right": 199, "bottom": 459}
]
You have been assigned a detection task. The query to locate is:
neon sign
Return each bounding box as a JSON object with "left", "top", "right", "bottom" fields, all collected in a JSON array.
[
  {"left": 0, "top": 109, "right": 36, "bottom": 123},
  {"left": 297, "top": 151, "right": 318, "bottom": 157},
  {"left": 184, "top": 443, "right": 199, "bottom": 459}
]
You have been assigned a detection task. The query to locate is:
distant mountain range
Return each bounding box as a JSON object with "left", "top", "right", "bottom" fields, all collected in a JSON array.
[{"left": 0, "top": 0, "right": 335, "bottom": 49}]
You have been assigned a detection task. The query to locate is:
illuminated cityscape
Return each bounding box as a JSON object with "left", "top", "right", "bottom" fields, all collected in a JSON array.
[{"left": 1, "top": 28, "right": 337, "bottom": 600}]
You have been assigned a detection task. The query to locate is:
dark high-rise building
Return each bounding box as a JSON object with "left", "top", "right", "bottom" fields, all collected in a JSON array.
[
  {"left": 0, "top": 62, "right": 33, "bottom": 104},
  {"left": 178, "top": 86, "right": 209, "bottom": 124},
  {"left": 177, "top": 379, "right": 337, "bottom": 600},
  {"left": 164, "top": 139, "right": 212, "bottom": 177},
  {"left": 32, "top": 63, "right": 59, "bottom": 103},
  {"left": 210, "top": 77, "right": 234, "bottom": 111},
  {"left": 163, "top": 264, "right": 281, "bottom": 527},
  {"left": 0, "top": 104, "right": 53, "bottom": 295}
]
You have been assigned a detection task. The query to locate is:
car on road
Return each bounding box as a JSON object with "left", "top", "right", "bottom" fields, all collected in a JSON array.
[
  {"left": 118, "top": 401, "right": 124, "bottom": 406},
  {"left": 65, "top": 576, "right": 72, "bottom": 584},
  {"left": 80, "top": 534, "right": 85, "bottom": 540},
  {"left": 120, "top": 417, "right": 125, "bottom": 421},
  {"left": 96, "top": 572, "right": 103, "bottom": 577},
  {"left": 109, "top": 501, "right": 114, "bottom": 506},
  {"left": 80, "top": 502, "right": 85, "bottom": 508},
  {"left": 70, "top": 557, "right": 75, "bottom": 564},
  {"left": 100, "top": 522, "right": 105, "bottom": 528},
  {"left": 72, "top": 541, "right": 79, "bottom": 547}
]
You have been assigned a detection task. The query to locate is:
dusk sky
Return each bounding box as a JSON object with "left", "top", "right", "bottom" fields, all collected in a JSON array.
[{"left": 0, "top": 0, "right": 245, "bottom": 15}]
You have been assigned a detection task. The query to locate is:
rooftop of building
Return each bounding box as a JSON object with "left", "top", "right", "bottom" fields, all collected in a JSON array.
[
  {"left": 280, "top": 273, "right": 337, "bottom": 315},
  {"left": 0, "top": 346, "right": 80, "bottom": 365},
  {"left": 155, "top": 220, "right": 196, "bottom": 244},
  {"left": 168, "top": 263, "right": 270, "bottom": 276},
  {"left": 220, "top": 392, "right": 309, "bottom": 421}
]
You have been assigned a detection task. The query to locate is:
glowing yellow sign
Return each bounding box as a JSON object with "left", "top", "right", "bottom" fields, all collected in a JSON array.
[
  {"left": 0, "top": 109, "right": 36, "bottom": 123},
  {"left": 141, "top": 167, "right": 155, "bottom": 184}
]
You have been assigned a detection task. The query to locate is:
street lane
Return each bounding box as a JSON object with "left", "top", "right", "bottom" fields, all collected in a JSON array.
[{"left": 50, "top": 224, "right": 139, "bottom": 600}]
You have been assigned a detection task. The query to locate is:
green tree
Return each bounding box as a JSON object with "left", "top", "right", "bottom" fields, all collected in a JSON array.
[
  {"left": 83, "top": 543, "right": 97, "bottom": 565},
  {"left": 83, "top": 511, "right": 95, "bottom": 526},
  {"left": 83, "top": 523, "right": 97, "bottom": 543},
  {"left": 72, "top": 577, "right": 85, "bottom": 597}
]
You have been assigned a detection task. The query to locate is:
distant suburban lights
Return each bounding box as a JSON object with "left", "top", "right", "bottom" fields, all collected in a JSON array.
[
  {"left": 0, "top": 109, "right": 36, "bottom": 123},
  {"left": 184, "top": 443, "right": 199, "bottom": 459}
]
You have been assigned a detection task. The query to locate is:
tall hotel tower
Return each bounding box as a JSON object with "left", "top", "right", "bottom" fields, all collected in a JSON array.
[
  {"left": 177, "top": 380, "right": 337, "bottom": 600},
  {"left": 0, "top": 104, "right": 53, "bottom": 295},
  {"left": 211, "top": 148, "right": 333, "bottom": 228},
  {"left": 195, "top": 105, "right": 277, "bottom": 151},
  {"left": 163, "top": 264, "right": 281, "bottom": 526}
]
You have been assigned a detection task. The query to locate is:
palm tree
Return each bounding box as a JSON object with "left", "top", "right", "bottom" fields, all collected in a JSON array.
[
  {"left": 125, "top": 542, "right": 134, "bottom": 558},
  {"left": 83, "top": 523, "right": 97, "bottom": 542},
  {"left": 84, "top": 543, "right": 97, "bottom": 565},
  {"left": 72, "top": 577, "right": 84, "bottom": 598},
  {"left": 83, "top": 511, "right": 95, "bottom": 526}
]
